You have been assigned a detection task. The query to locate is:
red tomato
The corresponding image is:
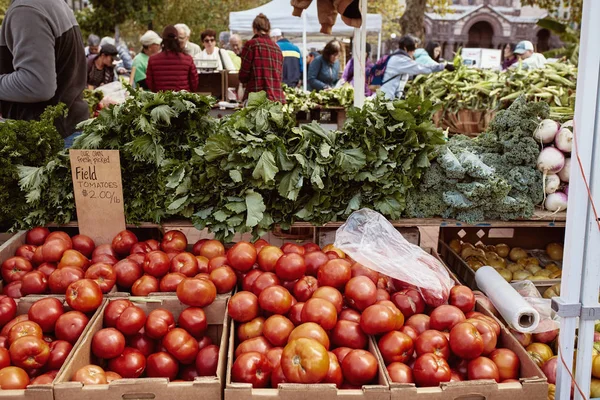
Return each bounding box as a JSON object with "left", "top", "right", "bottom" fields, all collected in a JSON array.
[
  {"left": 107, "top": 347, "right": 146, "bottom": 378},
  {"left": 92, "top": 244, "right": 117, "bottom": 259},
  {"left": 41, "top": 239, "right": 72, "bottom": 264},
  {"left": 231, "top": 351, "right": 271, "bottom": 388},
  {"left": 103, "top": 299, "right": 133, "bottom": 327},
  {"left": 55, "top": 311, "right": 89, "bottom": 344},
  {"left": 0, "top": 366, "right": 30, "bottom": 388},
  {"left": 199, "top": 240, "right": 225, "bottom": 260},
  {"left": 0, "top": 348, "right": 9, "bottom": 369},
  {"left": 251, "top": 272, "right": 280, "bottom": 296},
  {"left": 350, "top": 263, "right": 379, "bottom": 284},
  {"left": 339, "top": 308, "right": 361, "bottom": 323},
  {"left": 1, "top": 315, "right": 27, "bottom": 338},
  {"left": 197, "top": 336, "right": 213, "bottom": 350},
  {"left": 253, "top": 239, "right": 270, "bottom": 253},
  {"left": 196, "top": 345, "right": 219, "bottom": 376},
  {"left": 266, "top": 347, "right": 283, "bottom": 370},
  {"left": 288, "top": 323, "right": 330, "bottom": 350},
  {"left": 304, "top": 251, "right": 329, "bottom": 277},
  {"left": 113, "top": 259, "right": 143, "bottom": 289},
  {"left": 65, "top": 279, "right": 103, "bottom": 313},
  {"left": 489, "top": 348, "right": 520, "bottom": 381},
  {"left": 429, "top": 305, "right": 466, "bottom": 332},
  {"left": 387, "top": 362, "right": 414, "bottom": 383},
  {"left": 26, "top": 227, "right": 51, "bottom": 246},
  {"left": 311, "top": 286, "right": 343, "bottom": 313},
  {"left": 345, "top": 276, "right": 378, "bottom": 311},
  {"left": 317, "top": 259, "right": 352, "bottom": 290},
  {"left": 84, "top": 263, "right": 117, "bottom": 293},
  {"left": 303, "top": 243, "right": 321, "bottom": 253},
  {"left": 72, "top": 365, "right": 107, "bottom": 384},
  {"left": 128, "top": 333, "right": 156, "bottom": 357},
  {"left": 131, "top": 275, "right": 159, "bottom": 296},
  {"left": 19, "top": 271, "right": 47, "bottom": 296},
  {"left": 208, "top": 256, "right": 228, "bottom": 272},
  {"left": 170, "top": 252, "right": 199, "bottom": 277},
  {"left": 116, "top": 305, "right": 147, "bottom": 336},
  {"left": 71, "top": 234, "right": 95, "bottom": 258},
  {"left": 378, "top": 331, "right": 414, "bottom": 364},
  {"left": 46, "top": 340, "right": 73, "bottom": 370},
  {"left": 258, "top": 285, "right": 293, "bottom": 315},
  {"left": 0, "top": 296, "right": 17, "bottom": 327},
  {"left": 37, "top": 263, "right": 57, "bottom": 278},
  {"left": 341, "top": 349, "right": 378, "bottom": 386},
  {"left": 162, "top": 328, "right": 199, "bottom": 364},
  {"left": 2, "top": 281, "right": 22, "bottom": 299},
  {"left": 391, "top": 289, "right": 426, "bottom": 318},
  {"left": 9, "top": 336, "right": 50, "bottom": 369},
  {"left": 176, "top": 278, "right": 216, "bottom": 307},
  {"left": 287, "top": 302, "right": 304, "bottom": 326},
  {"left": 195, "top": 256, "right": 210, "bottom": 274},
  {"left": 360, "top": 304, "right": 397, "bottom": 335},
  {"left": 275, "top": 253, "right": 306, "bottom": 281},
  {"left": 466, "top": 312, "right": 501, "bottom": 337},
  {"left": 257, "top": 246, "right": 283, "bottom": 272},
  {"left": 210, "top": 266, "right": 237, "bottom": 294},
  {"left": 92, "top": 328, "right": 126, "bottom": 359},
  {"left": 292, "top": 276, "right": 319, "bottom": 302},
  {"left": 301, "top": 298, "right": 337, "bottom": 331},
  {"left": 228, "top": 291, "right": 259, "bottom": 322},
  {"left": 377, "top": 300, "right": 405, "bottom": 330},
  {"left": 332, "top": 347, "right": 352, "bottom": 364},
  {"left": 178, "top": 364, "right": 200, "bottom": 381},
  {"left": 57, "top": 249, "right": 90, "bottom": 270},
  {"left": 92, "top": 254, "right": 118, "bottom": 266},
  {"left": 263, "top": 315, "right": 294, "bottom": 347},
  {"left": 413, "top": 353, "right": 451, "bottom": 387},
  {"left": 30, "top": 372, "right": 56, "bottom": 385},
  {"left": 280, "top": 243, "right": 305, "bottom": 256},
  {"left": 467, "top": 356, "right": 500, "bottom": 382},
  {"left": 161, "top": 230, "right": 187, "bottom": 253},
  {"left": 466, "top": 318, "right": 498, "bottom": 356},
  {"left": 235, "top": 337, "right": 272, "bottom": 358},
  {"left": 177, "top": 307, "right": 207, "bottom": 339},
  {"left": 405, "top": 314, "right": 431, "bottom": 335},
  {"left": 322, "top": 351, "right": 343, "bottom": 387},
  {"left": 449, "top": 322, "right": 484, "bottom": 360},
  {"left": 242, "top": 270, "right": 262, "bottom": 292},
  {"left": 28, "top": 297, "right": 64, "bottom": 333},
  {"left": 143, "top": 251, "right": 171, "bottom": 278},
  {"left": 227, "top": 242, "right": 257, "bottom": 273},
  {"left": 48, "top": 266, "right": 84, "bottom": 294},
  {"left": 415, "top": 330, "right": 451, "bottom": 359},
  {"left": 449, "top": 285, "right": 476, "bottom": 313},
  {"left": 1, "top": 256, "right": 33, "bottom": 283},
  {"left": 8, "top": 320, "right": 43, "bottom": 344},
  {"left": 159, "top": 272, "right": 187, "bottom": 292},
  {"left": 331, "top": 320, "right": 368, "bottom": 350},
  {"left": 145, "top": 309, "right": 175, "bottom": 340},
  {"left": 111, "top": 230, "right": 138, "bottom": 256},
  {"left": 237, "top": 317, "right": 265, "bottom": 342},
  {"left": 146, "top": 351, "right": 179, "bottom": 379},
  {"left": 281, "top": 338, "right": 329, "bottom": 383},
  {"left": 105, "top": 371, "right": 122, "bottom": 383}
]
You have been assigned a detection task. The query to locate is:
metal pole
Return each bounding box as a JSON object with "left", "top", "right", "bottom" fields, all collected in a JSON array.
[
  {"left": 554, "top": 1, "right": 600, "bottom": 399},
  {"left": 302, "top": 12, "right": 308, "bottom": 91},
  {"left": 353, "top": 0, "right": 367, "bottom": 107}
]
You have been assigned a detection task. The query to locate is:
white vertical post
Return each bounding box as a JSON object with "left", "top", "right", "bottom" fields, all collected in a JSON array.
[
  {"left": 302, "top": 13, "right": 308, "bottom": 91},
  {"left": 377, "top": 31, "right": 382, "bottom": 60},
  {"left": 555, "top": 1, "right": 600, "bottom": 399},
  {"left": 353, "top": 0, "right": 368, "bottom": 107}
]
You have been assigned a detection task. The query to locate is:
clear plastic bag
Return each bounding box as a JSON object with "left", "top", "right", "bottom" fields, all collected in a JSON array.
[
  {"left": 511, "top": 280, "right": 543, "bottom": 298},
  {"left": 334, "top": 208, "right": 454, "bottom": 307},
  {"left": 526, "top": 297, "right": 560, "bottom": 333}
]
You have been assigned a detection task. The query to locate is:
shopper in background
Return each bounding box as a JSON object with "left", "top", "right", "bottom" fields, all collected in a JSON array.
[
  {"left": 271, "top": 28, "right": 302, "bottom": 87},
  {"left": 87, "top": 44, "right": 119, "bottom": 89},
  {"left": 198, "top": 29, "right": 236, "bottom": 71},
  {"left": 307, "top": 39, "right": 341, "bottom": 91},
  {"left": 131, "top": 30, "right": 162, "bottom": 89},
  {"left": 228, "top": 34, "right": 243, "bottom": 70},
  {"left": 512, "top": 40, "right": 546, "bottom": 69},
  {"left": 415, "top": 41, "right": 442, "bottom": 66},
  {"left": 307, "top": 51, "right": 319, "bottom": 66},
  {"left": 146, "top": 25, "right": 198, "bottom": 92},
  {"left": 85, "top": 34, "right": 101, "bottom": 56},
  {"left": 379, "top": 35, "right": 452, "bottom": 100},
  {"left": 341, "top": 42, "right": 374, "bottom": 95},
  {"left": 502, "top": 43, "right": 518, "bottom": 70},
  {"left": 100, "top": 36, "right": 133, "bottom": 71},
  {"left": 239, "top": 13, "right": 284, "bottom": 102},
  {"left": 175, "top": 23, "right": 202, "bottom": 59},
  {"left": 0, "top": 0, "right": 88, "bottom": 141},
  {"left": 219, "top": 31, "right": 230, "bottom": 49}
]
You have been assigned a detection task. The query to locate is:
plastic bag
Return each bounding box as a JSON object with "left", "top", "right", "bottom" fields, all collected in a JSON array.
[
  {"left": 511, "top": 280, "right": 542, "bottom": 298},
  {"left": 526, "top": 297, "right": 560, "bottom": 333},
  {"left": 97, "top": 81, "right": 127, "bottom": 105},
  {"left": 334, "top": 208, "right": 454, "bottom": 307}
]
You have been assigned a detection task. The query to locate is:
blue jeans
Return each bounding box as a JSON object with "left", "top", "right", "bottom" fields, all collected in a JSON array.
[{"left": 64, "top": 131, "right": 82, "bottom": 149}]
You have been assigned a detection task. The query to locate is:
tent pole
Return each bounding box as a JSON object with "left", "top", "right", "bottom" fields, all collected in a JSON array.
[
  {"left": 302, "top": 12, "right": 308, "bottom": 91},
  {"left": 377, "top": 31, "right": 382, "bottom": 59},
  {"left": 353, "top": 0, "right": 367, "bottom": 107}
]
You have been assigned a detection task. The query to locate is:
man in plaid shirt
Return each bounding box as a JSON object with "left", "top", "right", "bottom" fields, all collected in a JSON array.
[{"left": 239, "top": 14, "right": 285, "bottom": 103}]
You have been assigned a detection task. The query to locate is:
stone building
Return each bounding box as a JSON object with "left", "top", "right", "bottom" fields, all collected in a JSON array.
[{"left": 424, "top": 0, "right": 561, "bottom": 60}]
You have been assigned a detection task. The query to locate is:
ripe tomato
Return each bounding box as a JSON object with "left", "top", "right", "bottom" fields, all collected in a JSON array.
[
  {"left": 413, "top": 353, "right": 451, "bottom": 387},
  {"left": 467, "top": 356, "right": 500, "bottom": 382},
  {"left": 287, "top": 302, "right": 304, "bottom": 326},
  {"left": 360, "top": 304, "right": 396, "bottom": 335},
  {"left": 92, "top": 328, "right": 126, "bottom": 359},
  {"left": 66, "top": 279, "right": 103, "bottom": 313},
  {"left": 317, "top": 259, "right": 352, "bottom": 289},
  {"left": 0, "top": 366, "right": 30, "bottom": 388},
  {"left": 132, "top": 275, "right": 159, "bottom": 296},
  {"left": 105, "top": 371, "right": 122, "bottom": 383},
  {"left": 288, "top": 323, "right": 330, "bottom": 350},
  {"left": 377, "top": 300, "right": 405, "bottom": 330},
  {"left": 387, "top": 362, "right": 414, "bottom": 383},
  {"left": 275, "top": 253, "right": 306, "bottom": 281},
  {"left": 449, "top": 286, "right": 476, "bottom": 313},
  {"left": 466, "top": 318, "right": 498, "bottom": 355},
  {"left": 145, "top": 309, "right": 175, "bottom": 340},
  {"left": 111, "top": 230, "right": 138, "bottom": 256},
  {"left": 292, "top": 276, "right": 319, "bottom": 302},
  {"left": 449, "top": 322, "right": 484, "bottom": 360},
  {"left": 489, "top": 348, "right": 520, "bottom": 380},
  {"left": 345, "top": 276, "right": 377, "bottom": 311},
  {"left": 466, "top": 313, "right": 501, "bottom": 337},
  {"left": 266, "top": 347, "right": 283, "bottom": 370},
  {"left": 26, "top": 227, "right": 51, "bottom": 246},
  {"left": 28, "top": 297, "right": 64, "bottom": 333},
  {"left": 228, "top": 291, "right": 259, "bottom": 322},
  {"left": 197, "top": 336, "right": 213, "bottom": 350},
  {"left": 113, "top": 259, "right": 143, "bottom": 289},
  {"left": 130, "top": 242, "right": 151, "bottom": 255},
  {"left": 8, "top": 320, "right": 43, "bottom": 344},
  {"left": 71, "top": 234, "right": 95, "bottom": 258},
  {"left": 242, "top": 270, "right": 262, "bottom": 292},
  {"left": 116, "top": 305, "right": 146, "bottom": 336},
  {"left": 341, "top": 349, "right": 378, "bottom": 386},
  {"left": 339, "top": 308, "right": 361, "bottom": 323},
  {"left": 321, "top": 351, "right": 343, "bottom": 387},
  {"left": 195, "top": 256, "right": 210, "bottom": 274},
  {"left": 280, "top": 243, "right": 305, "bottom": 256},
  {"left": 163, "top": 328, "right": 199, "bottom": 364},
  {"left": 128, "top": 333, "right": 156, "bottom": 357},
  {"left": 85, "top": 263, "right": 117, "bottom": 293},
  {"left": 210, "top": 266, "right": 237, "bottom": 294},
  {"left": 103, "top": 299, "right": 133, "bottom": 327},
  {"left": 231, "top": 351, "right": 271, "bottom": 388},
  {"left": 350, "top": 263, "right": 379, "bottom": 283},
  {"left": 304, "top": 251, "right": 329, "bottom": 277},
  {"left": 312, "top": 286, "right": 343, "bottom": 313},
  {"left": 1, "top": 256, "right": 33, "bottom": 283},
  {"left": 251, "top": 272, "right": 280, "bottom": 296},
  {"left": 92, "top": 244, "right": 117, "bottom": 259},
  {"left": 263, "top": 315, "right": 294, "bottom": 347},
  {"left": 196, "top": 345, "right": 219, "bottom": 376},
  {"left": 258, "top": 285, "right": 293, "bottom": 315},
  {"left": 9, "top": 336, "right": 50, "bottom": 369},
  {"left": 107, "top": 347, "right": 146, "bottom": 378},
  {"left": 1, "top": 314, "right": 27, "bottom": 337},
  {"left": 227, "top": 242, "right": 257, "bottom": 273},
  {"left": 0, "top": 296, "right": 17, "bottom": 327},
  {"left": 146, "top": 351, "right": 179, "bottom": 380},
  {"left": 391, "top": 289, "right": 426, "bottom": 318},
  {"left": 57, "top": 249, "right": 90, "bottom": 270},
  {"left": 0, "top": 347, "right": 9, "bottom": 370},
  {"left": 48, "top": 266, "right": 84, "bottom": 294},
  {"left": 175, "top": 308, "right": 206, "bottom": 340},
  {"left": 37, "top": 262, "right": 57, "bottom": 278},
  {"left": 405, "top": 314, "right": 431, "bottom": 335},
  {"left": 20, "top": 271, "right": 48, "bottom": 296},
  {"left": 378, "top": 331, "right": 414, "bottom": 364},
  {"left": 161, "top": 230, "right": 187, "bottom": 253},
  {"left": 199, "top": 240, "right": 225, "bottom": 260},
  {"left": 92, "top": 254, "right": 118, "bottom": 266},
  {"left": 542, "top": 357, "right": 557, "bottom": 384},
  {"left": 178, "top": 364, "right": 200, "bottom": 381},
  {"left": 46, "top": 340, "right": 73, "bottom": 370},
  {"left": 415, "top": 330, "right": 450, "bottom": 359},
  {"left": 526, "top": 343, "right": 554, "bottom": 363},
  {"left": 303, "top": 243, "right": 321, "bottom": 253},
  {"left": 30, "top": 372, "right": 56, "bottom": 385},
  {"left": 3, "top": 281, "right": 22, "bottom": 299},
  {"left": 301, "top": 298, "right": 337, "bottom": 330},
  {"left": 237, "top": 317, "right": 265, "bottom": 342},
  {"left": 331, "top": 320, "right": 368, "bottom": 350},
  {"left": 281, "top": 338, "right": 329, "bottom": 383},
  {"left": 143, "top": 251, "right": 171, "bottom": 278},
  {"left": 235, "top": 336, "right": 272, "bottom": 358},
  {"left": 170, "top": 252, "right": 199, "bottom": 277},
  {"left": 332, "top": 347, "right": 352, "bottom": 364},
  {"left": 257, "top": 246, "right": 283, "bottom": 272},
  {"left": 429, "top": 305, "right": 466, "bottom": 332},
  {"left": 176, "top": 278, "right": 216, "bottom": 307},
  {"left": 55, "top": 311, "right": 89, "bottom": 344},
  {"left": 160, "top": 272, "right": 187, "bottom": 292},
  {"left": 41, "top": 239, "right": 72, "bottom": 264},
  {"left": 253, "top": 239, "right": 270, "bottom": 253}
]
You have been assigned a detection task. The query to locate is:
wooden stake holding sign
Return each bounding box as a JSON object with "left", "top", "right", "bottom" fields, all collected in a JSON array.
[{"left": 69, "top": 150, "right": 126, "bottom": 245}]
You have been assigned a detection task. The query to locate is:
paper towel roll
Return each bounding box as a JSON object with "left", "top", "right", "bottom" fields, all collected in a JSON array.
[{"left": 475, "top": 266, "right": 540, "bottom": 333}]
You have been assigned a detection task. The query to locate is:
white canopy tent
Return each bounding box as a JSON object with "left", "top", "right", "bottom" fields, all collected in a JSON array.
[{"left": 229, "top": 0, "right": 382, "bottom": 92}]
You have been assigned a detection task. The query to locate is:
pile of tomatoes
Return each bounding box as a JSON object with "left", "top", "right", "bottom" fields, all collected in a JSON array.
[
  {"left": 0, "top": 296, "right": 92, "bottom": 389},
  {"left": 72, "top": 298, "right": 220, "bottom": 384},
  {"left": 219, "top": 239, "right": 524, "bottom": 389}
]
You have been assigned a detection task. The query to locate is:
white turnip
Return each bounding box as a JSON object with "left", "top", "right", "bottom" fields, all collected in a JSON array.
[
  {"left": 555, "top": 127, "right": 573, "bottom": 153},
  {"left": 545, "top": 192, "right": 568, "bottom": 212},
  {"left": 545, "top": 174, "right": 560, "bottom": 194},
  {"left": 534, "top": 119, "right": 560, "bottom": 144},
  {"left": 537, "top": 147, "right": 565, "bottom": 175},
  {"left": 557, "top": 158, "right": 570, "bottom": 182}
]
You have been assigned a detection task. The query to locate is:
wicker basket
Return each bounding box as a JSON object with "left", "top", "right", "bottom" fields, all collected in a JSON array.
[{"left": 434, "top": 109, "right": 496, "bottom": 137}]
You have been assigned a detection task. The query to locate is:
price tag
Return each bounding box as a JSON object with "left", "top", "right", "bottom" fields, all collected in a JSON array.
[{"left": 70, "top": 149, "right": 126, "bottom": 245}]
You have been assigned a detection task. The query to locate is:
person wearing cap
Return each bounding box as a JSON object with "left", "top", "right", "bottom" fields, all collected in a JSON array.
[
  {"left": 87, "top": 44, "right": 119, "bottom": 89},
  {"left": 271, "top": 28, "right": 302, "bottom": 88},
  {"left": 145, "top": 25, "right": 198, "bottom": 92},
  {"left": 131, "top": 30, "right": 162, "bottom": 90},
  {"left": 85, "top": 34, "right": 101, "bottom": 56},
  {"left": 0, "top": 0, "right": 88, "bottom": 141},
  {"left": 175, "top": 23, "right": 202, "bottom": 59},
  {"left": 100, "top": 36, "right": 133, "bottom": 71},
  {"left": 512, "top": 40, "right": 546, "bottom": 69}
]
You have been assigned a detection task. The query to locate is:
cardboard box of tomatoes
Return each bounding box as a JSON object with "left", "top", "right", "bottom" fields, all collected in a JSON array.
[{"left": 53, "top": 295, "right": 229, "bottom": 400}]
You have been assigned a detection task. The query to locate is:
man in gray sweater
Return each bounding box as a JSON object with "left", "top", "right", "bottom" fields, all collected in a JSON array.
[{"left": 0, "top": 0, "right": 88, "bottom": 139}]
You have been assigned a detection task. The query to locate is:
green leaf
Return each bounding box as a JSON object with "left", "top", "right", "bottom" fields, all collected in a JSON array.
[
  {"left": 203, "top": 134, "right": 232, "bottom": 162},
  {"left": 226, "top": 201, "right": 247, "bottom": 214},
  {"left": 245, "top": 191, "right": 266, "bottom": 228},
  {"left": 246, "top": 92, "right": 268, "bottom": 108},
  {"left": 335, "top": 148, "right": 367, "bottom": 172},
  {"left": 166, "top": 166, "right": 186, "bottom": 189},
  {"left": 229, "top": 170, "right": 243, "bottom": 183},
  {"left": 375, "top": 197, "right": 403, "bottom": 218},
  {"left": 150, "top": 104, "right": 177, "bottom": 124},
  {"left": 252, "top": 152, "right": 278, "bottom": 183},
  {"left": 168, "top": 195, "right": 188, "bottom": 210},
  {"left": 278, "top": 167, "right": 303, "bottom": 201},
  {"left": 213, "top": 210, "right": 229, "bottom": 222}
]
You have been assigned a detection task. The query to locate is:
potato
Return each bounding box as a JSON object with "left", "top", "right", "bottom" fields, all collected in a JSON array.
[
  {"left": 528, "top": 275, "right": 548, "bottom": 281},
  {"left": 497, "top": 269, "right": 512, "bottom": 282},
  {"left": 545, "top": 263, "right": 560, "bottom": 273},
  {"left": 513, "top": 270, "right": 531, "bottom": 281},
  {"left": 507, "top": 263, "right": 522, "bottom": 273},
  {"left": 509, "top": 247, "right": 528, "bottom": 262},
  {"left": 449, "top": 239, "right": 462, "bottom": 254},
  {"left": 549, "top": 271, "right": 562, "bottom": 279},
  {"left": 546, "top": 243, "right": 564, "bottom": 261},
  {"left": 461, "top": 247, "right": 486, "bottom": 260},
  {"left": 525, "top": 265, "right": 542, "bottom": 275},
  {"left": 495, "top": 243, "right": 510, "bottom": 258},
  {"left": 467, "top": 257, "right": 485, "bottom": 271},
  {"left": 534, "top": 269, "right": 552, "bottom": 278}
]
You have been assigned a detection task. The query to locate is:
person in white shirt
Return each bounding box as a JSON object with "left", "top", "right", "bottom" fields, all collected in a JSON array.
[
  {"left": 512, "top": 40, "right": 547, "bottom": 69},
  {"left": 175, "top": 23, "right": 202, "bottom": 59},
  {"left": 198, "top": 29, "right": 235, "bottom": 71}
]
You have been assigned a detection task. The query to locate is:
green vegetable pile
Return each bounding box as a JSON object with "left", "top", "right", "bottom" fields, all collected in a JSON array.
[
  {"left": 283, "top": 84, "right": 354, "bottom": 113},
  {"left": 406, "top": 61, "right": 576, "bottom": 122},
  {"left": 0, "top": 105, "right": 65, "bottom": 228},
  {"left": 405, "top": 96, "right": 547, "bottom": 223}
]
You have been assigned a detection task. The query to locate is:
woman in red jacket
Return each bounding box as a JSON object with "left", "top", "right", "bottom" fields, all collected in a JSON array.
[{"left": 146, "top": 25, "right": 198, "bottom": 92}]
